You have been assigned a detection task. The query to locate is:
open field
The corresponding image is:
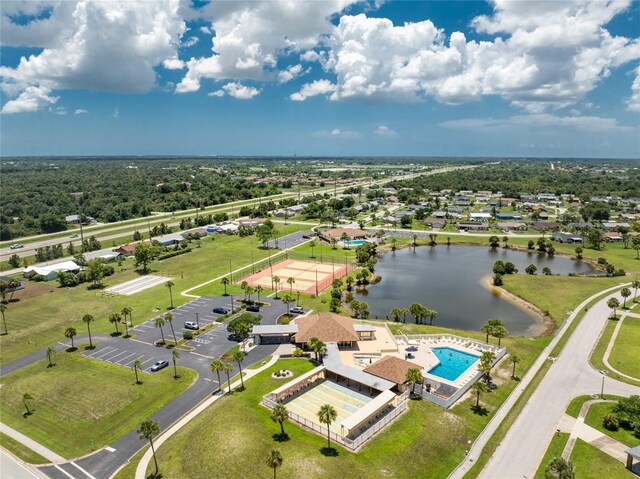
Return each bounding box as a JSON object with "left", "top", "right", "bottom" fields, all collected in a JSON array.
[
  {"left": 608, "top": 317, "right": 640, "bottom": 379},
  {"left": 570, "top": 438, "right": 635, "bottom": 479},
  {"left": 0, "top": 225, "right": 301, "bottom": 365},
  {"left": 590, "top": 319, "right": 640, "bottom": 387},
  {"left": 0, "top": 350, "right": 197, "bottom": 459}
]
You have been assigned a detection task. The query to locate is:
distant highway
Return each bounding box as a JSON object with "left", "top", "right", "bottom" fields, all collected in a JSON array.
[{"left": 0, "top": 165, "right": 476, "bottom": 265}]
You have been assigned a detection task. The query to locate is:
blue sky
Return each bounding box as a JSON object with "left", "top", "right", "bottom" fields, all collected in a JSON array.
[{"left": 1, "top": 0, "right": 639, "bottom": 158}]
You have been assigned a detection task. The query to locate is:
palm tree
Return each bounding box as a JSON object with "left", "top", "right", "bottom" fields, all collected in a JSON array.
[
  {"left": 166, "top": 280, "right": 175, "bottom": 309},
  {"left": 221, "top": 277, "right": 230, "bottom": 295},
  {"left": 82, "top": 314, "right": 94, "bottom": 348},
  {"left": 607, "top": 297, "right": 620, "bottom": 318},
  {"left": 121, "top": 306, "right": 133, "bottom": 328},
  {"left": 270, "top": 404, "right": 289, "bottom": 436},
  {"left": 412, "top": 233, "right": 417, "bottom": 249},
  {"left": 108, "top": 312, "right": 121, "bottom": 335},
  {"left": 479, "top": 351, "right": 496, "bottom": 383},
  {"left": 155, "top": 315, "right": 166, "bottom": 345},
  {"left": 240, "top": 281, "right": 249, "bottom": 300},
  {"left": 318, "top": 404, "right": 338, "bottom": 449},
  {"left": 133, "top": 358, "right": 143, "bottom": 384},
  {"left": 210, "top": 358, "right": 224, "bottom": 392},
  {"left": 246, "top": 285, "right": 254, "bottom": 302},
  {"left": 266, "top": 450, "right": 283, "bottom": 479},
  {"left": 409, "top": 303, "right": 423, "bottom": 324},
  {"left": 405, "top": 368, "right": 423, "bottom": 396},
  {"left": 307, "top": 337, "right": 326, "bottom": 362},
  {"left": 281, "top": 293, "right": 294, "bottom": 314},
  {"left": 390, "top": 307, "right": 402, "bottom": 322},
  {"left": 510, "top": 354, "right": 520, "bottom": 379},
  {"left": 310, "top": 239, "right": 316, "bottom": 257},
  {"left": 46, "top": 346, "right": 55, "bottom": 367},
  {"left": 171, "top": 349, "right": 180, "bottom": 378},
  {"left": 64, "top": 327, "right": 77, "bottom": 348},
  {"left": 255, "top": 285, "right": 263, "bottom": 304},
  {"left": 545, "top": 457, "right": 575, "bottom": 479},
  {"left": 620, "top": 287, "right": 631, "bottom": 309},
  {"left": 331, "top": 237, "right": 338, "bottom": 250},
  {"left": 426, "top": 308, "right": 438, "bottom": 326},
  {"left": 471, "top": 381, "right": 488, "bottom": 409},
  {"left": 232, "top": 351, "right": 246, "bottom": 388},
  {"left": 22, "top": 393, "right": 33, "bottom": 415},
  {"left": 400, "top": 307, "right": 409, "bottom": 323},
  {"left": 223, "top": 362, "right": 233, "bottom": 394},
  {"left": 391, "top": 237, "right": 398, "bottom": 251},
  {"left": 272, "top": 276, "right": 281, "bottom": 298},
  {"left": 165, "top": 312, "right": 177, "bottom": 345},
  {"left": 632, "top": 279, "right": 640, "bottom": 303},
  {"left": 0, "top": 303, "right": 7, "bottom": 335},
  {"left": 287, "top": 276, "right": 295, "bottom": 293},
  {"left": 137, "top": 420, "right": 160, "bottom": 476},
  {"left": 493, "top": 324, "right": 508, "bottom": 347}
]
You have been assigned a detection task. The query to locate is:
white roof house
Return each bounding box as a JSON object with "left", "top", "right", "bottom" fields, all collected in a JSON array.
[{"left": 24, "top": 260, "right": 80, "bottom": 280}]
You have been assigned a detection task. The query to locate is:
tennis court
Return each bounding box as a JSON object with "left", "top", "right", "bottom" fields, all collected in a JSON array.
[
  {"left": 239, "top": 258, "right": 352, "bottom": 294},
  {"left": 285, "top": 380, "right": 373, "bottom": 426}
]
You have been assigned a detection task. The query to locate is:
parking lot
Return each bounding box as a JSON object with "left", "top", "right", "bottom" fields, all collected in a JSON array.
[
  {"left": 83, "top": 344, "right": 165, "bottom": 373},
  {"left": 128, "top": 296, "right": 236, "bottom": 345},
  {"left": 128, "top": 295, "right": 289, "bottom": 357}
]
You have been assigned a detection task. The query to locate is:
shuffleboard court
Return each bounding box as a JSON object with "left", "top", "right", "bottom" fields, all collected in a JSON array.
[
  {"left": 104, "top": 275, "right": 171, "bottom": 296},
  {"left": 240, "top": 258, "right": 352, "bottom": 295}
]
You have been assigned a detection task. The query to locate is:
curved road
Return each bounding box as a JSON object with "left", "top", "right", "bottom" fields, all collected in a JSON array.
[{"left": 465, "top": 289, "right": 640, "bottom": 478}]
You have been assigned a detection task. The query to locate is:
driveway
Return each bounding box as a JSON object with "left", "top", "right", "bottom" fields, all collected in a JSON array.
[{"left": 262, "top": 229, "right": 313, "bottom": 249}]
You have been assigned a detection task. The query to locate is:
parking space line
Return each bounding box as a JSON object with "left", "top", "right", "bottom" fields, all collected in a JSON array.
[
  {"left": 115, "top": 353, "right": 136, "bottom": 365},
  {"left": 123, "top": 355, "right": 143, "bottom": 367},
  {"left": 84, "top": 346, "right": 114, "bottom": 358},
  {"left": 106, "top": 350, "right": 128, "bottom": 362},
  {"left": 140, "top": 358, "right": 155, "bottom": 367},
  {"left": 94, "top": 348, "right": 120, "bottom": 359}
]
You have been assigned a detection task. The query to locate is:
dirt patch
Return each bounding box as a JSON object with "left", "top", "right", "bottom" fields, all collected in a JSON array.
[{"left": 9, "top": 281, "right": 56, "bottom": 302}]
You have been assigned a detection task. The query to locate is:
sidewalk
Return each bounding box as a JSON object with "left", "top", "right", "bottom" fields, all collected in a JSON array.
[
  {"left": 562, "top": 399, "right": 628, "bottom": 464},
  {"left": 0, "top": 423, "right": 65, "bottom": 463},
  {"left": 132, "top": 354, "right": 279, "bottom": 479}
]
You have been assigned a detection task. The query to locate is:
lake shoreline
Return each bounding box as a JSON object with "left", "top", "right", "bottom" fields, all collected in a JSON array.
[{"left": 479, "top": 274, "right": 552, "bottom": 336}]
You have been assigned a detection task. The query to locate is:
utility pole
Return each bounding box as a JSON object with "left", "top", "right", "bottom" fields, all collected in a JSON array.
[{"left": 71, "top": 192, "right": 85, "bottom": 254}]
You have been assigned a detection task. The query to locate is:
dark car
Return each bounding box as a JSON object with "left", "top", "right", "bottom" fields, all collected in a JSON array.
[
  {"left": 302, "top": 234, "right": 312, "bottom": 239},
  {"left": 228, "top": 333, "right": 243, "bottom": 342},
  {"left": 246, "top": 305, "right": 260, "bottom": 312},
  {"left": 150, "top": 360, "right": 169, "bottom": 372},
  {"left": 213, "top": 307, "right": 229, "bottom": 314}
]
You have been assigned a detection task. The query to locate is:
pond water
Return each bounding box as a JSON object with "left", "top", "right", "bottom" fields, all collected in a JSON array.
[{"left": 353, "top": 245, "right": 594, "bottom": 336}]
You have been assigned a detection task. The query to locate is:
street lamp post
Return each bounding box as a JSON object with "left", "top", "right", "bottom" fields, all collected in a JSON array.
[
  {"left": 601, "top": 370, "right": 608, "bottom": 398},
  {"left": 195, "top": 312, "right": 200, "bottom": 329}
]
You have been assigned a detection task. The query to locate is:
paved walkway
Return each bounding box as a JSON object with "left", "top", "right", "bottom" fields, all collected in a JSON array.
[
  {"left": 603, "top": 312, "right": 640, "bottom": 382},
  {"left": 474, "top": 287, "right": 640, "bottom": 479},
  {"left": 561, "top": 400, "right": 622, "bottom": 461},
  {"left": 448, "top": 283, "right": 631, "bottom": 479},
  {"left": 0, "top": 423, "right": 65, "bottom": 463},
  {"left": 0, "top": 450, "right": 45, "bottom": 479},
  {"left": 132, "top": 354, "right": 280, "bottom": 479}
]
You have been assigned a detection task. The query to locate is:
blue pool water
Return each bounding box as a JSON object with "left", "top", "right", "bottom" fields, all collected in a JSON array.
[
  {"left": 344, "top": 239, "right": 367, "bottom": 246},
  {"left": 428, "top": 347, "right": 480, "bottom": 382}
]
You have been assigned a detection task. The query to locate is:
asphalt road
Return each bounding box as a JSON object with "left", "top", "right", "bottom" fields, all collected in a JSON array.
[{"left": 477, "top": 290, "right": 640, "bottom": 479}]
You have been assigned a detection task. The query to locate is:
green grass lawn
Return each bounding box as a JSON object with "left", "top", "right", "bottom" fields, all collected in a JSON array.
[
  {"left": 608, "top": 317, "right": 640, "bottom": 380},
  {"left": 0, "top": 431, "right": 49, "bottom": 464},
  {"left": 590, "top": 318, "right": 640, "bottom": 388},
  {"left": 0, "top": 350, "right": 197, "bottom": 459},
  {"left": 534, "top": 432, "right": 570, "bottom": 478},
  {"left": 570, "top": 438, "right": 635, "bottom": 479},
  {"left": 584, "top": 402, "right": 640, "bottom": 448},
  {"left": 0, "top": 226, "right": 302, "bottom": 366}
]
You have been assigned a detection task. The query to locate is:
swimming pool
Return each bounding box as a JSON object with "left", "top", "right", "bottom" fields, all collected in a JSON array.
[
  {"left": 427, "top": 347, "right": 480, "bottom": 382},
  {"left": 344, "top": 239, "right": 367, "bottom": 246}
]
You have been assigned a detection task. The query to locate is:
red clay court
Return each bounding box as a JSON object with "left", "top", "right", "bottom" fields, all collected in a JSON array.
[{"left": 239, "top": 259, "right": 353, "bottom": 295}]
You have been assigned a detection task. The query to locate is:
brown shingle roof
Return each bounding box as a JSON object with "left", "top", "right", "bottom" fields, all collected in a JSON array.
[
  {"left": 293, "top": 312, "right": 359, "bottom": 344},
  {"left": 320, "top": 228, "right": 369, "bottom": 240},
  {"left": 363, "top": 355, "right": 422, "bottom": 386}
]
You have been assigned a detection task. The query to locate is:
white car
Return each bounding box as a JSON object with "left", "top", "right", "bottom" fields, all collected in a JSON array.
[
  {"left": 184, "top": 321, "right": 199, "bottom": 330},
  {"left": 10, "top": 244, "right": 24, "bottom": 250},
  {"left": 289, "top": 307, "right": 304, "bottom": 314}
]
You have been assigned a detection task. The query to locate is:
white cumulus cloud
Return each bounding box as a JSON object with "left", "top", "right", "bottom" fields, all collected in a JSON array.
[
  {"left": 290, "top": 79, "right": 336, "bottom": 101},
  {"left": 374, "top": 125, "right": 399, "bottom": 138},
  {"left": 215, "top": 82, "right": 261, "bottom": 100},
  {"left": 313, "top": 128, "right": 361, "bottom": 139},
  {"left": 1, "top": 86, "right": 58, "bottom": 114},
  {"left": 74, "top": 109, "right": 88, "bottom": 114}
]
